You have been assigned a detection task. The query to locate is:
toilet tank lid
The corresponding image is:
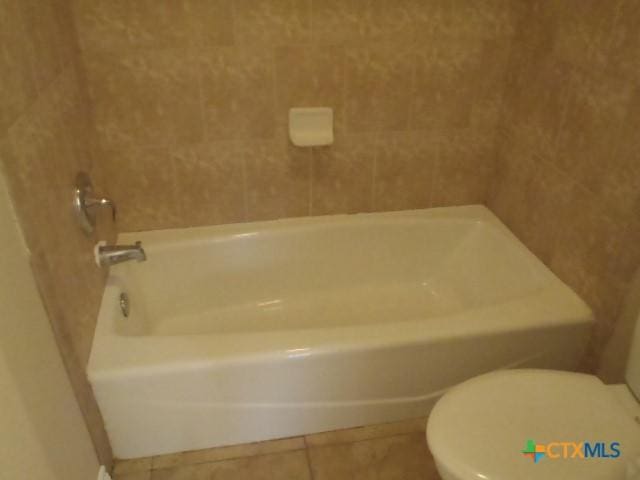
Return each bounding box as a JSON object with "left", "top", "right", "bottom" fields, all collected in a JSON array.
[{"left": 426, "top": 369, "right": 640, "bottom": 480}]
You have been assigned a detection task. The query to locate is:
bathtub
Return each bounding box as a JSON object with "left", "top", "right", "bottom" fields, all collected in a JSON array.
[{"left": 88, "top": 205, "right": 593, "bottom": 459}]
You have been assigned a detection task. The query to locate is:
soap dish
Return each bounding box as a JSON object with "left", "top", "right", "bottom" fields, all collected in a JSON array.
[{"left": 289, "top": 107, "right": 334, "bottom": 147}]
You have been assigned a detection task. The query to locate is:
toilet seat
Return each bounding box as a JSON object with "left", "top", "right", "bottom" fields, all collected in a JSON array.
[{"left": 426, "top": 369, "right": 640, "bottom": 480}]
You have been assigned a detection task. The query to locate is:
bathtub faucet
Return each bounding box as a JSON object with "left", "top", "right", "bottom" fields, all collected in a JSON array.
[{"left": 97, "top": 241, "right": 146, "bottom": 267}]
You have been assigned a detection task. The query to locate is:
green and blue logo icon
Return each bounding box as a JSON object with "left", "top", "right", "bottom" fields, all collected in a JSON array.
[{"left": 522, "top": 440, "right": 546, "bottom": 463}]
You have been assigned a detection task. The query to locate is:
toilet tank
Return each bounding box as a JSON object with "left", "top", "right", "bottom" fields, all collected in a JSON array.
[{"left": 626, "top": 312, "right": 640, "bottom": 399}]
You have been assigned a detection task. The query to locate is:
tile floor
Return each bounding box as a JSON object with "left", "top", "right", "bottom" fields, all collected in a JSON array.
[{"left": 112, "top": 417, "right": 442, "bottom": 480}]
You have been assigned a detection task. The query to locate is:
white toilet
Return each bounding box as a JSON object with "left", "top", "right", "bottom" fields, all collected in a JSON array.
[{"left": 427, "top": 304, "right": 640, "bottom": 479}]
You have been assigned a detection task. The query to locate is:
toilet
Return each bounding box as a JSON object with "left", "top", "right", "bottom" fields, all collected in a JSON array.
[{"left": 427, "top": 303, "right": 640, "bottom": 479}]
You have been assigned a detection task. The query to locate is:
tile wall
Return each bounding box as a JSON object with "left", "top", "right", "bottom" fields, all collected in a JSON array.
[
  {"left": 0, "top": 0, "right": 113, "bottom": 466},
  {"left": 71, "top": 0, "right": 520, "bottom": 231},
  {"left": 488, "top": 0, "right": 640, "bottom": 374}
]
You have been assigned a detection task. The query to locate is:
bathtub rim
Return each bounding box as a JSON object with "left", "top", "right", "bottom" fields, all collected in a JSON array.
[
  {"left": 117, "top": 204, "right": 530, "bottom": 250},
  {"left": 89, "top": 205, "right": 594, "bottom": 382}
]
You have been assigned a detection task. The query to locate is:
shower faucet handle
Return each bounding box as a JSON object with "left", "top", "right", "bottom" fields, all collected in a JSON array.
[
  {"left": 84, "top": 195, "right": 117, "bottom": 222},
  {"left": 73, "top": 171, "right": 117, "bottom": 235}
]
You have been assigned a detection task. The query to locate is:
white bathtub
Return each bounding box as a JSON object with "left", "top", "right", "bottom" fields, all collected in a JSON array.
[{"left": 88, "top": 205, "right": 593, "bottom": 459}]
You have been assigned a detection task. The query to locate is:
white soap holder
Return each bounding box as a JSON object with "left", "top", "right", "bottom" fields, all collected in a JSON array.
[{"left": 289, "top": 107, "right": 334, "bottom": 147}]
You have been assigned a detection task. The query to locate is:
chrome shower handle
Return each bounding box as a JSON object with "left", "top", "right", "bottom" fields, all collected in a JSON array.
[
  {"left": 84, "top": 195, "right": 117, "bottom": 222},
  {"left": 73, "top": 171, "right": 117, "bottom": 235}
]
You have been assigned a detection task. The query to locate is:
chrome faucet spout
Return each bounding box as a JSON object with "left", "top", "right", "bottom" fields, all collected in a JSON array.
[{"left": 98, "top": 241, "right": 146, "bottom": 267}]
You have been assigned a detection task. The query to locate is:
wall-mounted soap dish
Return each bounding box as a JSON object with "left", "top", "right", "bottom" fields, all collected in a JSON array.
[{"left": 289, "top": 107, "right": 334, "bottom": 147}]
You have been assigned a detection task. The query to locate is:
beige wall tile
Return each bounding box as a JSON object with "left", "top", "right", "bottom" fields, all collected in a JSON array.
[
  {"left": 554, "top": 72, "right": 633, "bottom": 195},
  {"left": 103, "top": 141, "right": 248, "bottom": 231},
  {"left": 51, "top": 0, "right": 84, "bottom": 66},
  {"left": 599, "top": 88, "right": 640, "bottom": 219},
  {"left": 488, "top": 140, "right": 546, "bottom": 254},
  {"left": 411, "top": 38, "right": 483, "bottom": 131},
  {"left": 3, "top": 113, "right": 64, "bottom": 255},
  {"left": 2, "top": 71, "right": 105, "bottom": 358},
  {"left": 363, "top": 0, "right": 417, "bottom": 44},
  {"left": 598, "top": 229, "right": 640, "bottom": 382},
  {"left": 372, "top": 132, "right": 437, "bottom": 212},
  {"left": 609, "top": 221, "right": 640, "bottom": 290},
  {"left": 0, "top": 44, "right": 115, "bottom": 465},
  {"left": 310, "top": 0, "right": 367, "bottom": 45},
  {"left": 0, "top": 0, "right": 37, "bottom": 132},
  {"left": 233, "top": 0, "right": 311, "bottom": 46},
  {"left": 607, "top": 0, "right": 640, "bottom": 80},
  {"left": 311, "top": 136, "right": 375, "bottom": 215},
  {"left": 274, "top": 45, "right": 344, "bottom": 128},
  {"left": 177, "top": 142, "right": 246, "bottom": 227},
  {"left": 188, "top": 0, "right": 235, "bottom": 47},
  {"left": 430, "top": 0, "right": 517, "bottom": 40},
  {"left": 344, "top": 45, "right": 414, "bottom": 132},
  {"left": 198, "top": 48, "right": 276, "bottom": 141},
  {"left": 501, "top": 36, "right": 574, "bottom": 160},
  {"left": 470, "top": 39, "right": 511, "bottom": 134},
  {"left": 18, "top": 0, "right": 67, "bottom": 89},
  {"left": 490, "top": 0, "right": 640, "bottom": 376},
  {"left": 86, "top": 50, "right": 202, "bottom": 148},
  {"left": 549, "top": 188, "right": 627, "bottom": 305},
  {"left": 244, "top": 139, "right": 311, "bottom": 221},
  {"left": 543, "top": 0, "right": 619, "bottom": 72},
  {"left": 492, "top": 123, "right": 639, "bottom": 372},
  {"left": 522, "top": 162, "right": 580, "bottom": 266},
  {"left": 72, "top": 0, "right": 192, "bottom": 53},
  {"left": 489, "top": 116, "right": 640, "bottom": 371},
  {"left": 73, "top": 0, "right": 520, "bottom": 233},
  {"left": 489, "top": 147, "right": 582, "bottom": 267},
  {"left": 73, "top": 0, "right": 235, "bottom": 52},
  {"left": 311, "top": 0, "right": 418, "bottom": 46},
  {"left": 101, "top": 145, "right": 184, "bottom": 232},
  {"left": 431, "top": 133, "right": 493, "bottom": 209}
]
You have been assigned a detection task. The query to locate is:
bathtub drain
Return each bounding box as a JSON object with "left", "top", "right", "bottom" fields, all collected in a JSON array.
[{"left": 120, "top": 292, "right": 130, "bottom": 318}]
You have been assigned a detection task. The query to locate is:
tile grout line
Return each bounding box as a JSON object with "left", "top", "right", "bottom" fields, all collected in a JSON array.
[
  {"left": 149, "top": 450, "right": 310, "bottom": 474},
  {"left": 148, "top": 441, "right": 309, "bottom": 472},
  {"left": 370, "top": 138, "right": 378, "bottom": 211},
  {"left": 309, "top": 148, "right": 314, "bottom": 216},
  {"left": 305, "top": 428, "right": 427, "bottom": 449},
  {"left": 428, "top": 139, "right": 439, "bottom": 208},
  {"left": 303, "top": 435, "right": 316, "bottom": 480}
]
